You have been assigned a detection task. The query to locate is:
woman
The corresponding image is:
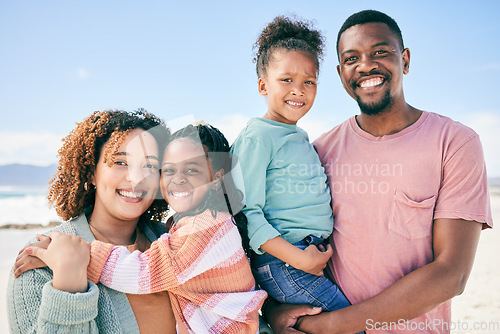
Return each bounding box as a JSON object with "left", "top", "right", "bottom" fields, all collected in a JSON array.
[{"left": 7, "top": 109, "right": 176, "bottom": 333}]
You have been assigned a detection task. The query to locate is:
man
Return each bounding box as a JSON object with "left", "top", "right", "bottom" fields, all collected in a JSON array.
[{"left": 266, "top": 10, "right": 493, "bottom": 334}]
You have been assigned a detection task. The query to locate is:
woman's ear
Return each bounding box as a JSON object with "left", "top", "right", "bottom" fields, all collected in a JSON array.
[
  {"left": 89, "top": 173, "right": 96, "bottom": 189},
  {"left": 84, "top": 175, "right": 96, "bottom": 192}
]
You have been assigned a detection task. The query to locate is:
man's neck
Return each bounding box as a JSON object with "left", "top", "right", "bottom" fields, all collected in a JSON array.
[{"left": 355, "top": 103, "right": 422, "bottom": 137}]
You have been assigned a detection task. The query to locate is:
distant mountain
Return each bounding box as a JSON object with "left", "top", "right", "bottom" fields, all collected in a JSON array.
[{"left": 0, "top": 164, "right": 57, "bottom": 187}]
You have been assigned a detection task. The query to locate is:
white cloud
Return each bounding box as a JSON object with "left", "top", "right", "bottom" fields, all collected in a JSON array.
[
  {"left": 297, "top": 116, "right": 339, "bottom": 142},
  {"left": 211, "top": 114, "right": 251, "bottom": 145},
  {"left": 0, "top": 132, "right": 61, "bottom": 166},
  {"left": 461, "top": 111, "right": 500, "bottom": 177},
  {"left": 166, "top": 114, "right": 196, "bottom": 133},
  {"left": 76, "top": 67, "right": 90, "bottom": 79},
  {"left": 473, "top": 62, "right": 500, "bottom": 72}
]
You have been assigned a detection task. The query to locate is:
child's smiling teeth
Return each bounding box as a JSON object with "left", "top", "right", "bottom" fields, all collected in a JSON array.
[
  {"left": 286, "top": 101, "right": 305, "bottom": 107},
  {"left": 171, "top": 191, "right": 191, "bottom": 198},
  {"left": 117, "top": 190, "right": 145, "bottom": 199},
  {"left": 359, "top": 77, "right": 384, "bottom": 88}
]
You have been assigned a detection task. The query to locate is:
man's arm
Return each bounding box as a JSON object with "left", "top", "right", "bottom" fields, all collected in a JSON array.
[{"left": 293, "top": 218, "right": 482, "bottom": 334}]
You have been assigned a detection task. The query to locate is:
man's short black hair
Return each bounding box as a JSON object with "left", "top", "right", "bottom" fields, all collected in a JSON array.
[{"left": 336, "top": 10, "right": 404, "bottom": 57}]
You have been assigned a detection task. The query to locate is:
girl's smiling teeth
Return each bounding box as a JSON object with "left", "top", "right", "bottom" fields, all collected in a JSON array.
[
  {"left": 169, "top": 191, "right": 192, "bottom": 199},
  {"left": 285, "top": 100, "right": 305, "bottom": 107}
]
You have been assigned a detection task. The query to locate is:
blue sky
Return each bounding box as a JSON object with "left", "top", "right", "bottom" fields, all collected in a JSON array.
[{"left": 1, "top": 0, "right": 500, "bottom": 176}]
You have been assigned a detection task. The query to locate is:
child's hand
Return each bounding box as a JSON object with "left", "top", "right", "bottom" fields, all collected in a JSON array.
[
  {"left": 260, "top": 237, "right": 334, "bottom": 276},
  {"left": 295, "top": 243, "right": 333, "bottom": 276},
  {"left": 25, "top": 231, "right": 91, "bottom": 293},
  {"left": 14, "top": 234, "right": 51, "bottom": 278}
]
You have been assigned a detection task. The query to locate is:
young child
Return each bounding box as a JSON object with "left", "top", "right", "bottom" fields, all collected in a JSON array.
[
  {"left": 230, "top": 16, "right": 351, "bottom": 312},
  {"left": 87, "top": 123, "right": 267, "bottom": 334}
]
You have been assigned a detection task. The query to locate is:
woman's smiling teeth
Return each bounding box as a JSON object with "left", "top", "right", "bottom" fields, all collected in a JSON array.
[{"left": 117, "top": 189, "right": 146, "bottom": 199}]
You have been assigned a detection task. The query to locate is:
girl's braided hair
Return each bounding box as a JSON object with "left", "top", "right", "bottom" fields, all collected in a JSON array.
[
  {"left": 48, "top": 108, "right": 170, "bottom": 223},
  {"left": 254, "top": 15, "right": 325, "bottom": 78},
  {"left": 169, "top": 123, "right": 250, "bottom": 254}
]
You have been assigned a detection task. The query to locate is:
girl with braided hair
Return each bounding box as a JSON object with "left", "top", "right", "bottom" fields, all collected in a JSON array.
[
  {"left": 23, "top": 122, "right": 267, "bottom": 334},
  {"left": 230, "top": 16, "right": 352, "bottom": 312}
]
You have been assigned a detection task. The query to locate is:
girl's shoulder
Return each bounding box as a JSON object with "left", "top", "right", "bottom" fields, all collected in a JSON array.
[
  {"left": 232, "top": 118, "right": 300, "bottom": 155},
  {"left": 233, "top": 118, "right": 272, "bottom": 142},
  {"left": 245, "top": 118, "right": 298, "bottom": 137}
]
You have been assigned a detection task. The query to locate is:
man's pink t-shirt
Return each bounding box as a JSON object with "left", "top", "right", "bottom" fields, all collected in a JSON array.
[{"left": 313, "top": 111, "right": 493, "bottom": 333}]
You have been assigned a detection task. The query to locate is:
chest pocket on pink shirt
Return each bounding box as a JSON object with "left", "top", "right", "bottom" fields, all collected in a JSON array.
[{"left": 389, "top": 190, "right": 436, "bottom": 240}]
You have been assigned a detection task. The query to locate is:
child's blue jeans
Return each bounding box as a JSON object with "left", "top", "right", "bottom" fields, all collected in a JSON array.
[{"left": 251, "top": 236, "right": 351, "bottom": 312}]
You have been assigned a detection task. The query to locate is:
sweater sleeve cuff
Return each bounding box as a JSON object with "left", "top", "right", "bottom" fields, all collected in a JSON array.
[
  {"left": 249, "top": 224, "right": 281, "bottom": 255},
  {"left": 87, "top": 241, "right": 114, "bottom": 283},
  {"left": 39, "top": 281, "right": 99, "bottom": 324}
]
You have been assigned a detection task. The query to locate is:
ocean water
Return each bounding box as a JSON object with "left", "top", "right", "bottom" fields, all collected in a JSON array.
[{"left": 0, "top": 186, "right": 60, "bottom": 226}]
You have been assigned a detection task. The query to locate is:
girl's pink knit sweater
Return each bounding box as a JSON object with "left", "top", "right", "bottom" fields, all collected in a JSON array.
[{"left": 87, "top": 210, "right": 267, "bottom": 334}]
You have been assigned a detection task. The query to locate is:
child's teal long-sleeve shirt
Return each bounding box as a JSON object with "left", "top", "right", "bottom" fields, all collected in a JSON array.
[{"left": 231, "top": 118, "right": 333, "bottom": 254}]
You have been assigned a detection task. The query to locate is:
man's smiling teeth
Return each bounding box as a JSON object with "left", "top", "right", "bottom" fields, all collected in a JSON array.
[
  {"left": 359, "top": 77, "right": 384, "bottom": 88},
  {"left": 117, "top": 190, "right": 145, "bottom": 199},
  {"left": 286, "top": 101, "right": 305, "bottom": 106}
]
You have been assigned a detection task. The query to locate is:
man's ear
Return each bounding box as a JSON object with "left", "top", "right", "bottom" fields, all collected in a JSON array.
[
  {"left": 258, "top": 77, "right": 268, "bottom": 96},
  {"left": 402, "top": 48, "right": 410, "bottom": 75}
]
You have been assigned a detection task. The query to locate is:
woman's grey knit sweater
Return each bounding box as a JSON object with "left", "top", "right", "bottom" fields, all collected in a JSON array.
[{"left": 7, "top": 213, "right": 166, "bottom": 334}]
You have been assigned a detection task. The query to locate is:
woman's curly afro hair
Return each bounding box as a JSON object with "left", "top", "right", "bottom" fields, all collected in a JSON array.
[{"left": 48, "top": 108, "right": 170, "bottom": 222}]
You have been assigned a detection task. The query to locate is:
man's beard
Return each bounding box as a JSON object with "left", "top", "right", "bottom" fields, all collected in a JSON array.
[
  {"left": 356, "top": 89, "right": 393, "bottom": 116},
  {"left": 350, "top": 71, "right": 393, "bottom": 116}
]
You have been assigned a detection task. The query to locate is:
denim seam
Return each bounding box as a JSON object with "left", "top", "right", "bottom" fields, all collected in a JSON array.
[
  {"left": 256, "top": 264, "right": 287, "bottom": 301},
  {"left": 282, "top": 265, "right": 332, "bottom": 310}
]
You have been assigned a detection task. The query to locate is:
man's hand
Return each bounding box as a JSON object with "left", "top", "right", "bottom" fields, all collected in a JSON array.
[{"left": 266, "top": 299, "right": 322, "bottom": 333}]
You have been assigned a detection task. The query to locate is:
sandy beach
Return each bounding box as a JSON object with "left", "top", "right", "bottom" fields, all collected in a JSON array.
[{"left": 1, "top": 193, "right": 499, "bottom": 333}]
